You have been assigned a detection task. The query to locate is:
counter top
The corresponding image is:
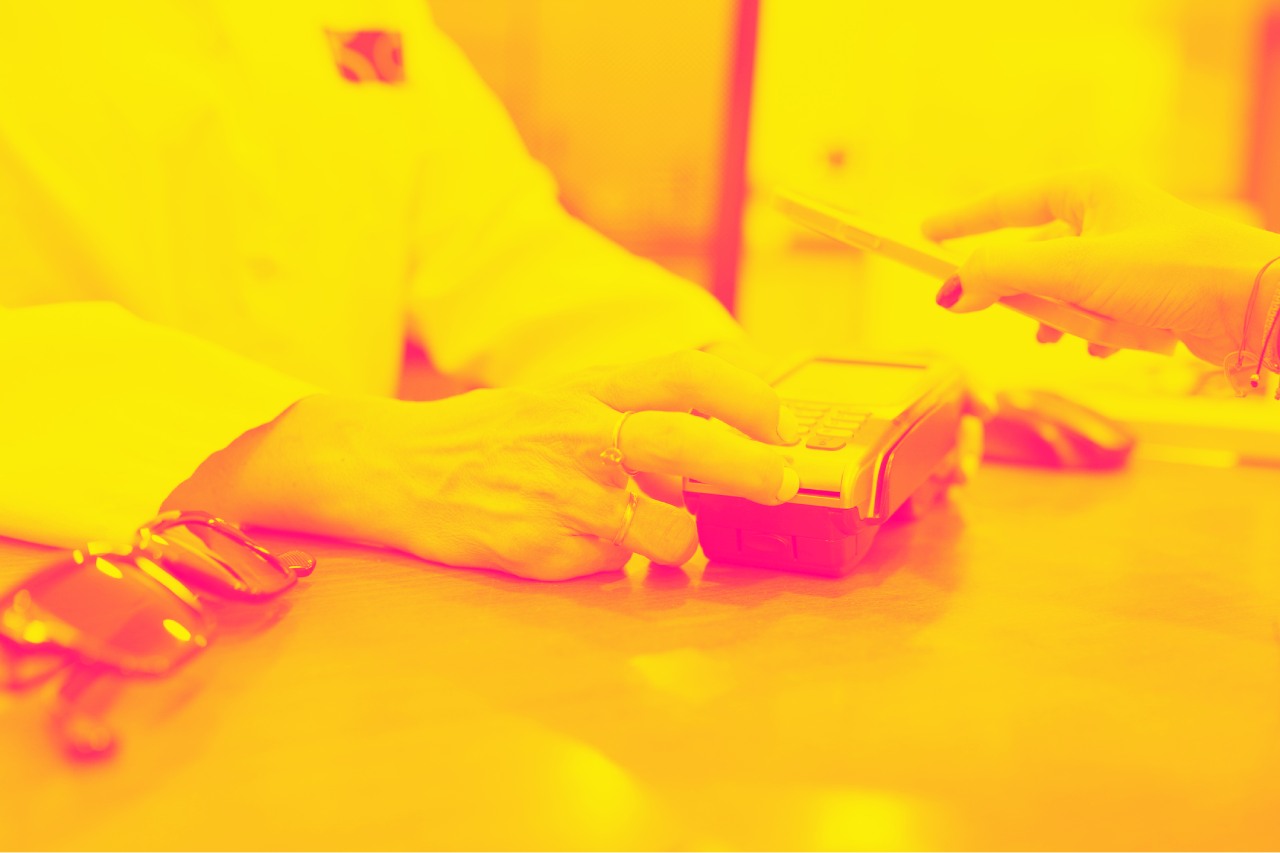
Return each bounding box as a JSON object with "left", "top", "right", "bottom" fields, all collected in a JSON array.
[{"left": 1, "top": 458, "right": 1277, "bottom": 849}]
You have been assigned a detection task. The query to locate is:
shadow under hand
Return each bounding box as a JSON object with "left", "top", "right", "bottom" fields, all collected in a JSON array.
[{"left": 423, "top": 496, "right": 969, "bottom": 633}]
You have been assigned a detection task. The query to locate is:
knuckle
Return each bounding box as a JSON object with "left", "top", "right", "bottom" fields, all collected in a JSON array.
[
  {"left": 962, "top": 246, "right": 999, "bottom": 292},
  {"left": 643, "top": 414, "right": 686, "bottom": 467},
  {"left": 576, "top": 366, "right": 619, "bottom": 399},
  {"left": 752, "top": 450, "right": 786, "bottom": 501},
  {"left": 561, "top": 481, "right": 618, "bottom": 533},
  {"left": 576, "top": 364, "right": 613, "bottom": 388},
  {"left": 658, "top": 349, "right": 715, "bottom": 401}
]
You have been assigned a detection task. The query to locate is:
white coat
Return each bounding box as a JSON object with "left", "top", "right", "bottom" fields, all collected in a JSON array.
[{"left": 0, "top": 2, "right": 737, "bottom": 545}]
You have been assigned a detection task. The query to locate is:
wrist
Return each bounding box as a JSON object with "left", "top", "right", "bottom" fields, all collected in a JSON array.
[
  {"left": 163, "top": 392, "right": 367, "bottom": 532},
  {"left": 234, "top": 389, "right": 505, "bottom": 554},
  {"left": 1250, "top": 274, "right": 1280, "bottom": 371},
  {"left": 1205, "top": 226, "right": 1280, "bottom": 386},
  {"left": 1233, "top": 242, "right": 1280, "bottom": 365}
]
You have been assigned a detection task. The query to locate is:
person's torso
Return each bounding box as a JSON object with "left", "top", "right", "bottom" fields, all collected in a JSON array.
[{"left": 0, "top": 1, "right": 435, "bottom": 393}]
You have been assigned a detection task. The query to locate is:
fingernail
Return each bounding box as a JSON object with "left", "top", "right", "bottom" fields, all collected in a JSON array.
[
  {"left": 935, "top": 275, "right": 963, "bottom": 309},
  {"left": 777, "top": 407, "right": 800, "bottom": 444},
  {"left": 1036, "top": 325, "right": 1063, "bottom": 344},
  {"left": 775, "top": 467, "right": 800, "bottom": 503}
]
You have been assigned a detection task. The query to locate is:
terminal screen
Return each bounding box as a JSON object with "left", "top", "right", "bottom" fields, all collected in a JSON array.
[{"left": 775, "top": 360, "right": 926, "bottom": 407}]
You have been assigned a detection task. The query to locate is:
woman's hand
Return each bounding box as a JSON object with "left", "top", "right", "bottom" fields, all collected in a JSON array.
[
  {"left": 165, "top": 350, "right": 800, "bottom": 580},
  {"left": 923, "top": 170, "right": 1280, "bottom": 363}
]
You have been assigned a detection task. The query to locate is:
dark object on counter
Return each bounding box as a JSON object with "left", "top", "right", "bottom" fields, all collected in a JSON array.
[{"left": 984, "top": 389, "right": 1136, "bottom": 470}]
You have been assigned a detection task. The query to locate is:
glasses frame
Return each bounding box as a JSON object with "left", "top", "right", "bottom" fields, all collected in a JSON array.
[
  {"left": 2, "top": 512, "right": 316, "bottom": 757},
  {"left": 137, "top": 510, "right": 315, "bottom": 600},
  {"left": 1, "top": 545, "right": 211, "bottom": 688}
]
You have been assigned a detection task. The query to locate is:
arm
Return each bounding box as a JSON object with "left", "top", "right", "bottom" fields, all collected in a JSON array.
[
  {"left": 402, "top": 14, "right": 744, "bottom": 386},
  {"left": 923, "top": 171, "right": 1280, "bottom": 364},
  {"left": 164, "top": 351, "right": 799, "bottom": 580},
  {"left": 0, "top": 302, "right": 316, "bottom": 546},
  {"left": 162, "top": 17, "right": 792, "bottom": 579}
]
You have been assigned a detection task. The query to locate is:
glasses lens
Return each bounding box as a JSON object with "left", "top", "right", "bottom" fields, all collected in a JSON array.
[
  {"left": 0, "top": 554, "right": 208, "bottom": 676},
  {"left": 150, "top": 523, "right": 297, "bottom": 597}
]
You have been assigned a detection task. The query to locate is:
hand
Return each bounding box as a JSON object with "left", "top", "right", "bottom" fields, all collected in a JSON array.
[
  {"left": 700, "top": 339, "right": 778, "bottom": 379},
  {"left": 165, "top": 350, "right": 801, "bottom": 581},
  {"left": 922, "top": 170, "right": 1280, "bottom": 363}
]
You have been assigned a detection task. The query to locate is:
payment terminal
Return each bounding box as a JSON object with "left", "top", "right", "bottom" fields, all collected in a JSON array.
[{"left": 684, "top": 356, "right": 969, "bottom": 576}]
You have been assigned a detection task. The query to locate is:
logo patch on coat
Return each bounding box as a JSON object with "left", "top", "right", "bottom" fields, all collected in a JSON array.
[{"left": 325, "top": 30, "right": 405, "bottom": 83}]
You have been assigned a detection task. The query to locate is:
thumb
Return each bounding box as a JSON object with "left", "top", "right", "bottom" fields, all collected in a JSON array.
[{"left": 936, "top": 239, "right": 1086, "bottom": 314}]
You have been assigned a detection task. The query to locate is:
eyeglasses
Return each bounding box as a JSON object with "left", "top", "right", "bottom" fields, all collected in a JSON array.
[
  {"left": 0, "top": 511, "right": 315, "bottom": 756},
  {"left": 136, "top": 511, "right": 315, "bottom": 599},
  {"left": 0, "top": 544, "right": 209, "bottom": 687}
]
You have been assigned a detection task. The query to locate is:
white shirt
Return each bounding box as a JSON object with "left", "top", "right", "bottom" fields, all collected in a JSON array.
[{"left": 0, "top": 1, "right": 738, "bottom": 546}]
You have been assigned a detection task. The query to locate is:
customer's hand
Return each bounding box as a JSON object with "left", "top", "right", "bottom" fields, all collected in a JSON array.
[
  {"left": 165, "top": 350, "right": 800, "bottom": 580},
  {"left": 923, "top": 171, "right": 1280, "bottom": 363}
]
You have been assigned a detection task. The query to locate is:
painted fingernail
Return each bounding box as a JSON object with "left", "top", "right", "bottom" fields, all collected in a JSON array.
[
  {"left": 777, "top": 407, "right": 800, "bottom": 444},
  {"left": 775, "top": 467, "right": 800, "bottom": 503},
  {"left": 935, "top": 275, "right": 963, "bottom": 309}
]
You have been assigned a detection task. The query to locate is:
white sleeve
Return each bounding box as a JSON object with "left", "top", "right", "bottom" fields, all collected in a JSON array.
[
  {"left": 0, "top": 302, "right": 317, "bottom": 547},
  {"left": 406, "top": 18, "right": 742, "bottom": 386}
]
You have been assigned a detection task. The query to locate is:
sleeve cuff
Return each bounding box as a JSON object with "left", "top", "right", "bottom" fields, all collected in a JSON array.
[{"left": 0, "top": 302, "right": 319, "bottom": 547}]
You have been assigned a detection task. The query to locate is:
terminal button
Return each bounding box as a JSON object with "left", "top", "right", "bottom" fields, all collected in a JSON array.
[
  {"left": 805, "top": 435, "right": 846, "bottom": 450},
  {"left": 742, "top": 531, "right": 793, "bottom": 557}
]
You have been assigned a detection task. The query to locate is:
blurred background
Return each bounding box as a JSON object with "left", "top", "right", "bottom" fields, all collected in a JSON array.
[{"left": 431, "top": 0, "right": 1280, "bottom": 459}]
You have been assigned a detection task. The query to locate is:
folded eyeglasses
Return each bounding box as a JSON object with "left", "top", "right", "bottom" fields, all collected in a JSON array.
[{"left": 1, "top": 510, "right": 315, "bottom": 757}]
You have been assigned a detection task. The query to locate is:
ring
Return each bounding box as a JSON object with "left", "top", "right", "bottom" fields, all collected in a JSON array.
[
  {"left": 611, "top": 491, "right": 638, "bottom": 546},
  {"left": 599, "top": 410, "right": 639, "bottom": 475}
]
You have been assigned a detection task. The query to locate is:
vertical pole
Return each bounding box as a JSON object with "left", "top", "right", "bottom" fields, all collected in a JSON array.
[{"left": 710, "top": 0, "right": 760, "bottom": 313}]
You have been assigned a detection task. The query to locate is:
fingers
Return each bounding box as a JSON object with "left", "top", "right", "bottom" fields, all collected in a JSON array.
[
  {"left": 615, "top": 492, "right": 699, "bottom": 567},
  {"left": 921, "top": 174, "right": 1091, "bottom": 241},
  {"left": 1036, "top": 324, "right": 1065, "bottom": 344},
  {"left": 564, "top": 488, "right": 698, "bottom": 570},
  {"left": 510, "top": 536, "right": 632, "bottom": 582},
  {"left": 1035, "top": 322, "right": 1115, "bottom": 355},
  {"left": 934, "top": 239, "right": 1087, "bottom": 313},
  {"left": 631, "top": 471, "right": 685, "bottom": 508},
  {"left": 590, "top": 350, "right": 797, "bottom": 446},
  {"left": 619, "top": 410, "right": 798, "bottom": 506}
]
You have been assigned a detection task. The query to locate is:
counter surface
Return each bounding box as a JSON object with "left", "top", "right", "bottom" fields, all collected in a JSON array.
[{"left": 1, "top": 459, "right": 1277, "bottom": 849}]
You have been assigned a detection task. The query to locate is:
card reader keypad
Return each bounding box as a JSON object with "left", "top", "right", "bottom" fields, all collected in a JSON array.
[{"left": 784, "top": 400, "right": 870, "bottom": 450}]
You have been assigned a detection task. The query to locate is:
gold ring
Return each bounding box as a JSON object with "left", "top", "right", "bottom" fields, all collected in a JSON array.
[
  {"left": 599, "top": 410, "right": 639, "bottom": 475},
  {"left": 611, "top": 491, "right": 638, "bottom": 547}
]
